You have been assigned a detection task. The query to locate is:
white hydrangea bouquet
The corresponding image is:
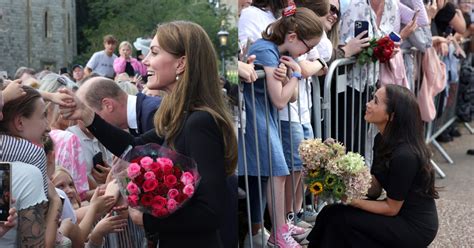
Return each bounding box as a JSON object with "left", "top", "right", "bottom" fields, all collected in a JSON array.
[{"left": 298, "top": 138, "right": 372, "bottom": 203}]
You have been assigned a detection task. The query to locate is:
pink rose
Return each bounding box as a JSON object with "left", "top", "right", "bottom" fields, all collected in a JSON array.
[
  {"left": 167, "top": 199, "right": 178, "bottom": 212},
  {"left": 180, "top": 172, "right": 195, "bottom": 185},
  {"left": 164, "top": 175, "right": 177, "bottom": 188},
  {"left": 144, "top": 171, "right": 156, "bottom": 180},
  {"left": 157, "top": 157, "right": 174, "bottom": 169},
  {"left": 140, "top": 156, "right": 154, "bottom": 171},
  {"left": 142, "top": 179, "right": 159, "bottom": 192},
  {"left": 127, "top": 194, "right": 139, "bottom": 207},
  {"left": 127, "top": 163, "right": 142, "bottom": 179},
  {"left": 153, "top": 195, "right": 167, "bottom": 208},
  {"left": 127, "top": 181, "right": 140, "bottom": 195},
  {"left": 167, "top": 188, "right": 179, "bottom": 199},
  {"left": 183, "top": 184, "right": 195, "bottom": 196}
]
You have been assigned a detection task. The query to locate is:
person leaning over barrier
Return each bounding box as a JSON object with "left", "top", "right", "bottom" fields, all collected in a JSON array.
[
  {"left": 307, "top": 84, "right": 439, "bottom": 247},
  {"left": 59, "top": 21, "right": 238, "bottom": 248}
]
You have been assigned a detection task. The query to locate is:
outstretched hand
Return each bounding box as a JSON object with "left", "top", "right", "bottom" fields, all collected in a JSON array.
[
  {"left": 58, "top": 88, "right": 95, "bottom": 126},
  {"left": 0, "top": 198, "right": 17, "bottom": 238},
  {"left": 2, "top": 79, "right": 25, "bottom": 103},
  {"left": 343, "top": 31, "right": 371, "bottom": 57}
]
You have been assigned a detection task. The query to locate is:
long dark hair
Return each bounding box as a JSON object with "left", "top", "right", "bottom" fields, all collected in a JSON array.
[{"left": 380, "top": 84, "right": 438, "bottom": 199}]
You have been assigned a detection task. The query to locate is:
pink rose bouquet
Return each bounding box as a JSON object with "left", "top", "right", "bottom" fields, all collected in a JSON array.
[{"left": 112, "top": 143, "right": 200, "bottom": 218}]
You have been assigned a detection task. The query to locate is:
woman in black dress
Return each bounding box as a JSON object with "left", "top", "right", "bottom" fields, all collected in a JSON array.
[
  {"left": 60, "top": 21, "right": 237, "bottom": 248},
  {"left": 307, "top": 84, "right": 438, "bottom": 247}
]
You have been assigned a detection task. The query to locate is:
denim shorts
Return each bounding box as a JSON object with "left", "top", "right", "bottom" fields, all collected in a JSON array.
[{"left": 280, "top": 121, "right": 314, "bottom": 171}]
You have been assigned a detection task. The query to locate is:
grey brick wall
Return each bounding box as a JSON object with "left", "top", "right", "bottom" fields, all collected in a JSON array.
[{"left": 0, "top": 0, "right": 76, "bottom": 78}]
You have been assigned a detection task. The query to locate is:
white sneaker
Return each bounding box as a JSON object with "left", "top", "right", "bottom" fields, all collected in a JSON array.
[{"left": 244, "top": 228, "right": 270, "bottom": 248}]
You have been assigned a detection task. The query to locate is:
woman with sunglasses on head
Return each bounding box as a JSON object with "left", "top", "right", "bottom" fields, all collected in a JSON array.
[
  {"left": 239, "top": 5, "right": 324, "bottom": 247},
  {"left": 307, "top": 84, "right": 439, "bottom": 247}
]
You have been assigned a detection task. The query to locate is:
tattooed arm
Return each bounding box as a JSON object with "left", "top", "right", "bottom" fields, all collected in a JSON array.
[
  {"left": 44, "top": 182, "right": 63, "bottom": 248},
  {"left": 17, "top": 202, "right": 48, "bottom": 248}
]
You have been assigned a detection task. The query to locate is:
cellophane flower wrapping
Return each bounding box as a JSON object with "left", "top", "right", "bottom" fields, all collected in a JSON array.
[
  {"left": 299, "top": 138, "right": 372, "bottom": 203},
  {"left": 112, "top": 143, "right": 200, "bottom": 218}
]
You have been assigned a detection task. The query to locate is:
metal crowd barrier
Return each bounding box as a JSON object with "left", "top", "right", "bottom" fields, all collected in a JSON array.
[{"left": 237, "top": 40, "right": 471, "bottom": 246}]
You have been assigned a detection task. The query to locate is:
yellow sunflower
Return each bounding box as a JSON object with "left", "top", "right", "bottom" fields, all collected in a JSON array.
[
  {"left": 309, "top": 181, "right": 323, "bottom": 195},
  {"left": 308, "top": 169, "right": 320, "bottom": 178}
]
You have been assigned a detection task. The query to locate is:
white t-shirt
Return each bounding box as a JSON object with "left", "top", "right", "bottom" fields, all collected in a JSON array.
[
  {"left": 278, "top": 49, "right": 318, "bottom": 124},
  {"left": 0, "top": 162, "right": 47, "bottom": 247},
  {"left": 238, "top": 6, "right": 276, "bottom": 45},
  {"left": 316, "top": 31, "right": 333, "bottom": 62},
  {"left": 55, "top": 188, "right": 77, "bottom": 224},
  {"left": 86, "top": 50, "right": 117, "bottom": 78}
]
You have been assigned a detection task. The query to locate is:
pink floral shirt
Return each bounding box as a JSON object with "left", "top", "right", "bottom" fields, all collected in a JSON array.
[{"left": 49, "top": 129, "right": 89, "bottom": 198}]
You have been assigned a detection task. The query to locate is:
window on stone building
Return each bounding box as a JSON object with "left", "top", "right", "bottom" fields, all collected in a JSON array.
[
  {"left": 67, "top": 14, "right": 71, "bottom": 44},
  {"left": 44, "top": 11, "right": 52, "bottom": 38}
]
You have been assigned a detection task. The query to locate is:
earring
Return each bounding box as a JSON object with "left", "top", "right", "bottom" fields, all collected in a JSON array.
[{"left": 176, "top": 75, "right": 179, "bottom": 81}]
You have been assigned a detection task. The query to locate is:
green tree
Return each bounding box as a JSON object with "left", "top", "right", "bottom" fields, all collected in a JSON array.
[{"left": 75, "top": 0, "right": 237, "bottom": 68}]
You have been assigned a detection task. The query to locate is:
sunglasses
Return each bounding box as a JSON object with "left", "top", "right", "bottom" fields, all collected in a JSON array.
[
  {"left": 329, "top": 4, "right": 340, "bottom": 19},
  {"left": 300, "top": 38, "right": 312, "bottom": 53}
]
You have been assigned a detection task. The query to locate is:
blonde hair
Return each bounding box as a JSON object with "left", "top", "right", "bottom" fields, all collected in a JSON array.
[
  {"left": 153, "top": 21, "right": 237, "bottom": 175},
  {"left": 119, "top": 41, "right": 133, "bottom": 51},
  {"left": 262, "top": 7, "right": 324, "bottom": 45},
  {"left": 52, "top": 167, "right": 81, "bottom": 208}
]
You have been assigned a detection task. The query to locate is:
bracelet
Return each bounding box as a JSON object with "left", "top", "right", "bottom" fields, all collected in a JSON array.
[{"left": 291, "top": 71, "right": 302, "bottom": 80}]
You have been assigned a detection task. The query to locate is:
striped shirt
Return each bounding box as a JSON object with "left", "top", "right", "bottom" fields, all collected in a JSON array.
[{"left": 0, "top": 134, "right": 48, "bottom": 195}]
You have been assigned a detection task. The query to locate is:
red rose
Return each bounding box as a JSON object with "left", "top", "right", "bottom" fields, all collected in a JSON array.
[
  {"left": 175, "top": 193, "right": 188, "bottom": 203},
  {"left": 134, "top": 174, "right": 145, "bottom": 187},
  {"left": 152, "top": 206, "right": 169, "bottom": 217},
  {"left": 164, "top": 174, "right": 177, "bottom": 188},
  {"left": 143, "top": 179, "right": 159, "bottom": 192},
  {"left": 141, "top": 193, "right": 154, "bottom": 206},
  {"left": 155, "top": 183, "right": 168, "bottom": 195},
  {"left": 163, "top": 165, "right": 173, "bottom": 175},
  {"left": 177, "top": 182, "right": 185, "bottom": 191},
  {"left": 173, "top": 167, "right": 183, "bottom": 178},
  {"left": 130, "top": 156, "right": 144, "bottom": 164},
  {"left": 153, "top": 195, "right": 167, "bottom": 208},
  {"left": 156, "top": 170, "right": 164, "bottom": 182},
  {"left": 150, "top": 162, "right": 161, "bottom": 174}
]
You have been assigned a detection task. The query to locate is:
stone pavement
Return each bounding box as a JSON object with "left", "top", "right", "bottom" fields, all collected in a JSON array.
[{"left": 430, "top": 122, "right": 474, "bottom": 247}]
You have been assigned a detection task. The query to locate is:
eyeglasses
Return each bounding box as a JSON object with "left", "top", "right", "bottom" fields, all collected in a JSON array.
[
  {"left": 300, "top": 38, "right": 312, "bottom": 53},
  {"left": 329, "top": 4, "right": 340, "bottom": 19}
]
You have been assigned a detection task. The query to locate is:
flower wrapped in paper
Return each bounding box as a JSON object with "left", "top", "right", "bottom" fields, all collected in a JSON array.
[
  {"left": 299, "top": 138, "right": 371, "bottom": 203},
  {"left": 112, "top": 143, "right": 200, "bottom": 218}
]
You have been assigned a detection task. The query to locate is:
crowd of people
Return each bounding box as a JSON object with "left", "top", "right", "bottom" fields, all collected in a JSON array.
[
  {"left": 238, "top": 0, "right": 472, "bottom": 247},
  {"left": 0, "top": 20, "right": 238, "bottom": 248}
]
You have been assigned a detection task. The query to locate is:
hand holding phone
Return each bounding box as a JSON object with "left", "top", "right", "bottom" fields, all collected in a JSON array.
[
  {"left": 354, "top": 20, "right": 369, "bottom": 39},
  {"left": 0, "top": 163, "right": 12, "bottom": 224},
  {"left": 93, "top": 152, "right": 105, "bottom": 173}
]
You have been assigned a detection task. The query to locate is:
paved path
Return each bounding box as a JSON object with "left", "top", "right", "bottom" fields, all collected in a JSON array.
[{"left": 430, "top": 122, "right": 474, "bottom": 247}]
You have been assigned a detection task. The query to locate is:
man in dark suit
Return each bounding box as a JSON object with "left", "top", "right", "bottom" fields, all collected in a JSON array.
[{"left": 76, "top": 77, "right": 161, "bottom": 136}]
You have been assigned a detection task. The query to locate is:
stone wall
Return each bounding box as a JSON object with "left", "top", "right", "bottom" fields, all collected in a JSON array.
[{"left": 0, "top": 0, "right": 76, "bottom": 78}]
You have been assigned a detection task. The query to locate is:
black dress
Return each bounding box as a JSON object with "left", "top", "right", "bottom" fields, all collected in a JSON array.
[
  {"left": 88, "top": 111, "right": 235, "bottom": 248},
  {"left": 307, "top": 134, "right": 438, "bottom": 248}
]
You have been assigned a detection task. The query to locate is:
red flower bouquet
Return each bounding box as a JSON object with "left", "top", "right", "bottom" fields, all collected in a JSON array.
[
  {"left": 112, "top": 143, "right": 200, "bottom": 218},
  {"left": 357, "top": 36, "right": 395, "bottom": 65}
]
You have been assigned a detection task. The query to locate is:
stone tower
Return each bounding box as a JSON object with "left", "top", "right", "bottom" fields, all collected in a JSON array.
[{"left": 0, "top": 0, "right": 77, "bottom": 78}]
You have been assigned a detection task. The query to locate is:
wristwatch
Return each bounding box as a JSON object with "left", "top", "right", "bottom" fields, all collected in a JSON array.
[
  {"left": 291, "top": 71, "right": 302, "bottom": 80},
  {"left": 316, "top": 58, "right": 327, "bottom": 69}
]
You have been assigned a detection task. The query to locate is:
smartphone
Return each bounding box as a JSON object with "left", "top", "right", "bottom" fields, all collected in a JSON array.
[
  {"left": 389, "top": 31, "right": 401, "bottom": 42},
  {"left": 93, "top": 152, "right": 105, "bottom": 173},
  {"left": 354, "top": 20, "right": 369, "bottom": 39},
  {"left": 0, "top": 162, "right": 12, "bottom": 223}
]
